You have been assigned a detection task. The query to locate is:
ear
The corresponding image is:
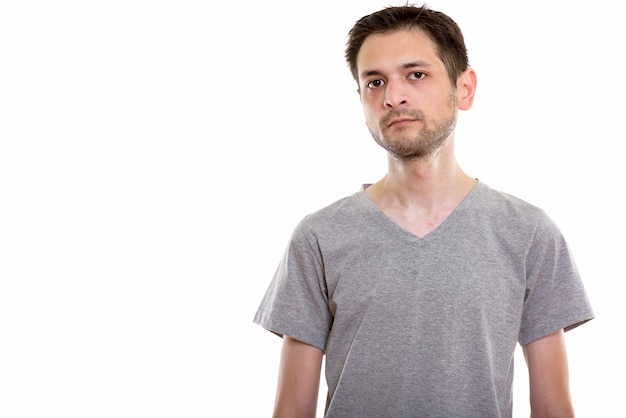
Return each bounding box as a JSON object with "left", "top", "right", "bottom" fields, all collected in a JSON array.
[{"left": 457, "top": 68, "right": 477, "bottom": 111}]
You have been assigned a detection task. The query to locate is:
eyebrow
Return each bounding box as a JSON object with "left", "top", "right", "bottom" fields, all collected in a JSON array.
[{"left": 359, "top": 60, "right": 433, "bottom": 79}]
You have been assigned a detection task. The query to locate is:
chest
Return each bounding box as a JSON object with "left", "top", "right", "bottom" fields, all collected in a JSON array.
[{"left": 323, "top": 232, "right": 527, "bottom": 324}]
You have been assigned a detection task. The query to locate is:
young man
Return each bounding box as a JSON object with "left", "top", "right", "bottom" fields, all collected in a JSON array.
[{"left": 254, "top": 5, "right": 593, "bottom": 417}]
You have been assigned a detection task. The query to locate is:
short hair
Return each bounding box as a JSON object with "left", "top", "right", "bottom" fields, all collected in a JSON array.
[{"left": 345, "top": 4, "right": 469, "bottom": 86}]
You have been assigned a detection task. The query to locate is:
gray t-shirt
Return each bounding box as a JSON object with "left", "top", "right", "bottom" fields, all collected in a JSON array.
[{"left": 254, "top": 182, "right": 593, "bottom": 417}]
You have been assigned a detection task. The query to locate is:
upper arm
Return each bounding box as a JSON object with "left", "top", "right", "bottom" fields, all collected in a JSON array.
[
  {"left": 522, "top": 329, "right": 575, "bottom": 418},
  {"left": 273, "top": 336, "right": 324, "bottom": 418}
]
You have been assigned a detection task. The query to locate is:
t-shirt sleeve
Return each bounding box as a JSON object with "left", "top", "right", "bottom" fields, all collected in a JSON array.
[
  {"left": 518, "top": 212, "right": 594, "bottom": 345},
  {"left": 253, "top": 218, "right": 332, "bottom": 351}
]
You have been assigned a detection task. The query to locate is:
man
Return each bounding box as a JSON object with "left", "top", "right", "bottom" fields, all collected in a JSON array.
[{"left": 254, "top": 5, "right": 593, "bottom": 417}]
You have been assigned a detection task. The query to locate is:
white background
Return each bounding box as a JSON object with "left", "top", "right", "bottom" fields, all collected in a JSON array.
[{"left": 1, "top": 0, "right": 623, "bottom": 416}]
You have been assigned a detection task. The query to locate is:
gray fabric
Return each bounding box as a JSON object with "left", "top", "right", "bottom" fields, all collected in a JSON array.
[{"left": 253, "top": 182, "right": 594, "bottom": 417}]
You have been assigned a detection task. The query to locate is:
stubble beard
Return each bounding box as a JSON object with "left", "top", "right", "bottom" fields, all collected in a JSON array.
[{"left": 369, "top": 94, "right": 458, "bottom": 163}]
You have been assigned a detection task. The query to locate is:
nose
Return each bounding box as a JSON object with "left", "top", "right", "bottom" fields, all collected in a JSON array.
[{"left": 384, "top": 80, "right": 408, "bottom": 109}]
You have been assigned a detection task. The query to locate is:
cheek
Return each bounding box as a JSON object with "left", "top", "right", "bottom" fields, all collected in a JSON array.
[
  {"left": 362, "top": 102, "right": 379, "bottom": 123},
  {"left": 360, "top": 93, "right": 385, "bottom": 130},
  {"left": 363, "top": 111, "right": 378, "bottom": 131}
]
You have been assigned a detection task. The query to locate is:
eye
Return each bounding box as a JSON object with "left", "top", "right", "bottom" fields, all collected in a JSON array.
[
  {"left": 409, "top": 72, "right": 426, "bottom": 80},
  {"left": 366, "top": 79, "right": 385, "bottom": 89}
]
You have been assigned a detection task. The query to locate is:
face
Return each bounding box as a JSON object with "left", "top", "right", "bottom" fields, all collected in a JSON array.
[{"left": 357, "top": 29, "right": 460, "bottom": 161}]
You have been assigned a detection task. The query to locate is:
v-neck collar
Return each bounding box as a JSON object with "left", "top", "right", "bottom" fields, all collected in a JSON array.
[{"left": 357, "top": 181, "right": 482, "bottom": 242}]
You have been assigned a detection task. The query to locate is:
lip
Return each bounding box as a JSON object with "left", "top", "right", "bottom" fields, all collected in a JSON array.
[{"left": 388, "top": 118, "right": 416, "bottom": 127}]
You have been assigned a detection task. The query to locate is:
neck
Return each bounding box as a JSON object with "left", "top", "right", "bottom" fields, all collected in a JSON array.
[{"left": 366, "top": 140, "right": 476, "bottom": 215}]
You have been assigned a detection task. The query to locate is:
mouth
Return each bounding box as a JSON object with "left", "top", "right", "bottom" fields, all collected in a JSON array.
[{"left": 387, "top": 118, "right": 416, "bottom": 128}]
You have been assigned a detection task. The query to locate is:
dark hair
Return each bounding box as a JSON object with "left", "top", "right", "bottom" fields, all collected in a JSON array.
[{"left": 345, "top": 4, "right": 469, "bottom": 86}]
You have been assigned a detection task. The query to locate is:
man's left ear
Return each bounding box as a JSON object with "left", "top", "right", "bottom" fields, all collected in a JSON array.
[{"left": 457, "top": 68, "right": 477, "bottom": 111}]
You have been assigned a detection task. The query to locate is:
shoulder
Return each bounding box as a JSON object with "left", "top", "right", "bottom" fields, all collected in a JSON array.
[
  {"left": 475, "top": 182, "right": 543, "bottom": 215},
  {"left": 471, "top": 182, "right": 564, "bottom": 242},
  {"left": 296, "top": 187, "right": 369, "bottom": 233},
  {"left": 474, "top": 182, "right": 551, "bottom": 225}
]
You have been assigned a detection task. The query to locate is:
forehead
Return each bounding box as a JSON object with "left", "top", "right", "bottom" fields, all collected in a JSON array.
[{"left": 356, "top": 29, "right": 442, "bottom": 76}]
